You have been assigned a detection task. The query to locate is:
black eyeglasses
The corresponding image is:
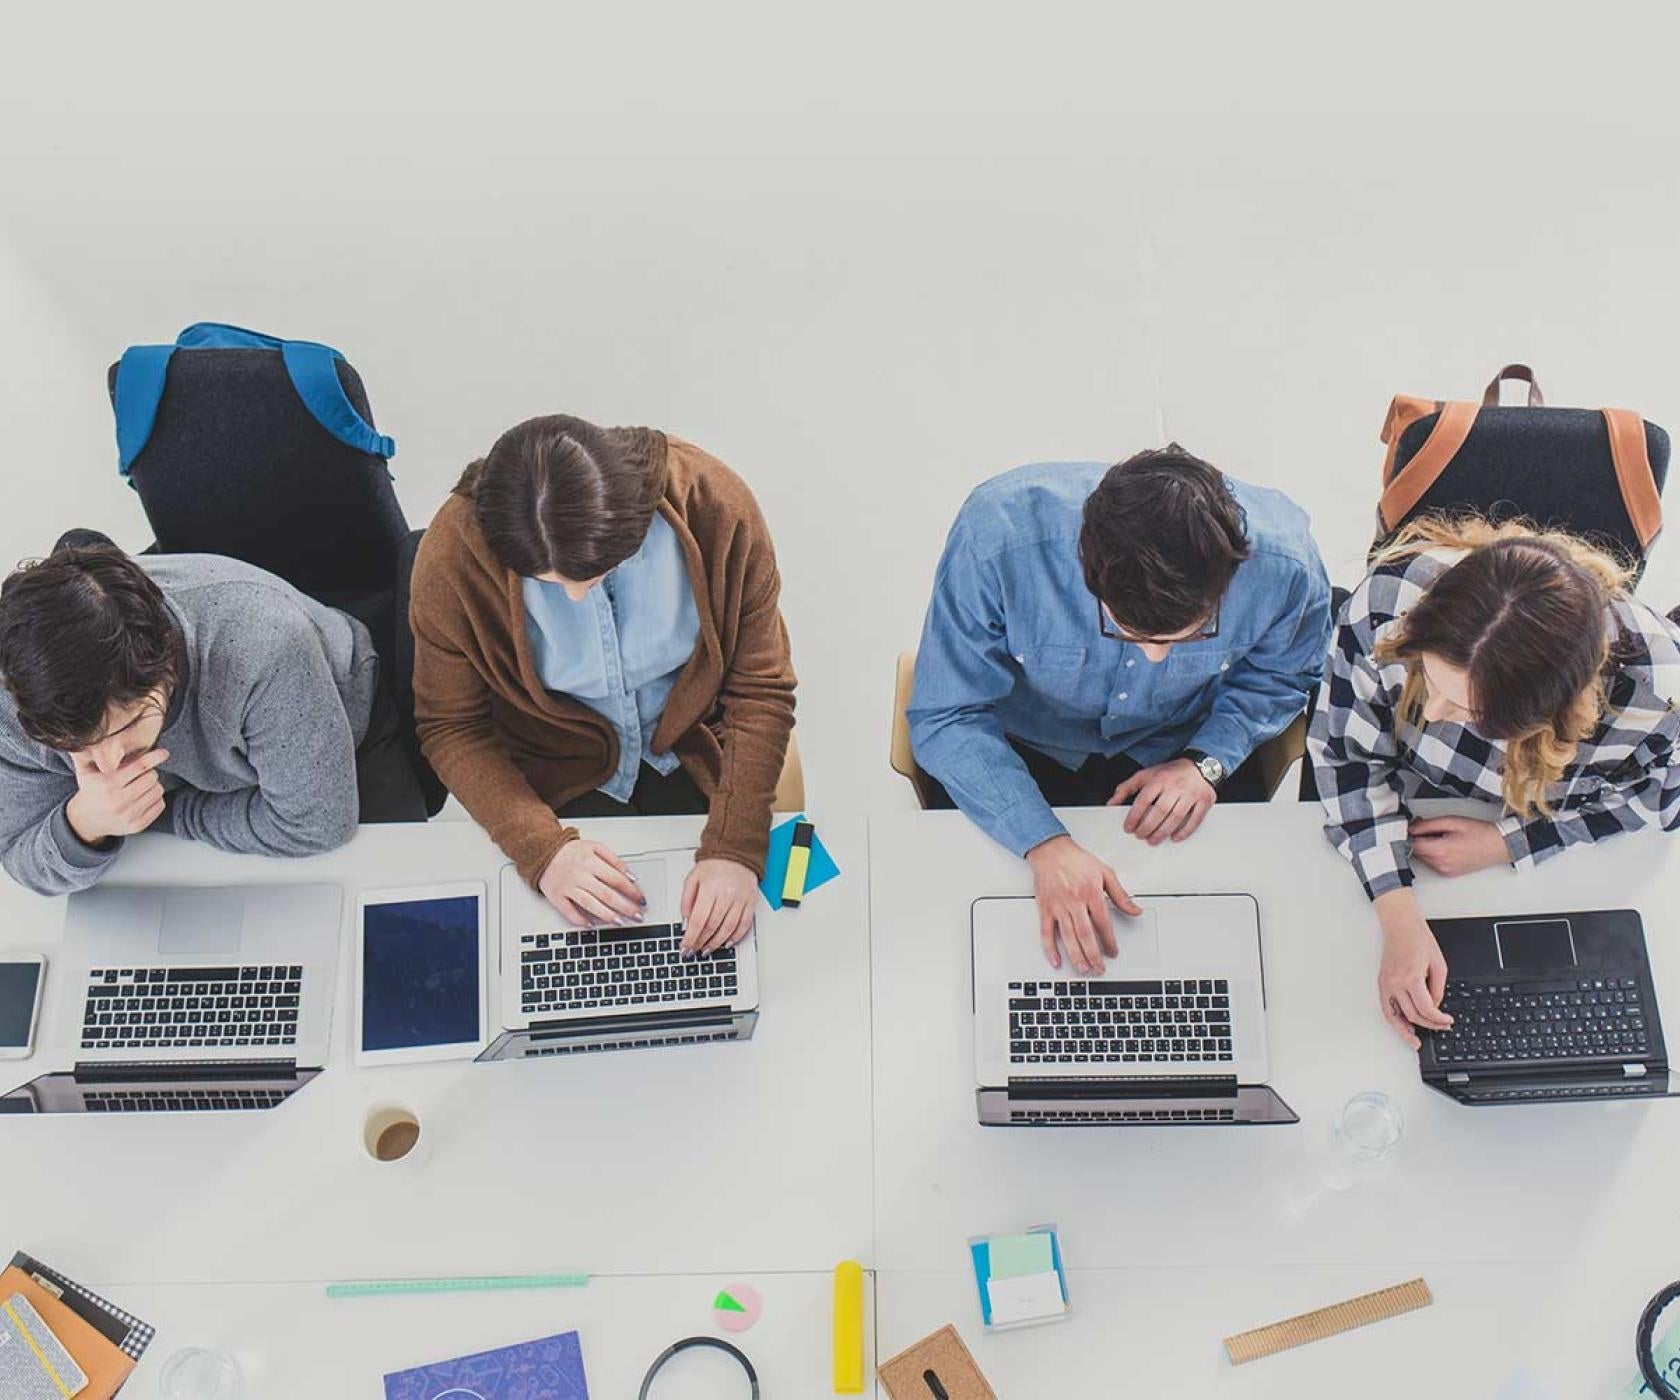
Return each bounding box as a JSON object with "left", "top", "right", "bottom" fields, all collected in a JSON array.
[{"left": 1098, "top": 599, "right": 1220, "bottom": 645}]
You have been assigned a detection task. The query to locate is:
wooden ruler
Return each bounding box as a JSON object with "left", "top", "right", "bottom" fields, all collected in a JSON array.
[{"left": 1223, "top": 1278, "right": 1433, "bottom": 1365}]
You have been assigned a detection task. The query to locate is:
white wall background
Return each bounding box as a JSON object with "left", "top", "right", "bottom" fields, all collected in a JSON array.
[{"left": 5, "top": 2, "right": 1680, "bottom": 821}]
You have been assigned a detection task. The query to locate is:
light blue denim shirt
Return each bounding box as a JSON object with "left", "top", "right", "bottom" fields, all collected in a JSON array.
[
  {"left": 522, "top": 514, "right": 701, "bottom": 801},
  {"left": 909, "top": 462, "right": 1331, "bottom": 857}
]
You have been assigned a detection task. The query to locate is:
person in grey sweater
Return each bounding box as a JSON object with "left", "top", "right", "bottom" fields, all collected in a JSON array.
[{"left": 0, "top": 541, "right": 427, "bottom": 897}]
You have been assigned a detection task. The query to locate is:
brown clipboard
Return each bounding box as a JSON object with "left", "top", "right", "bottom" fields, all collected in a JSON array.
[{"left": 878, "top": 1324, "right": 997, "bottom": 1400}]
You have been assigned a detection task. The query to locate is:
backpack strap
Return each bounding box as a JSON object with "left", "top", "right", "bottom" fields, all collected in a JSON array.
[
  {"left": 112, "top": 344, "right": 177, "bottom": 477},
  {"left": 279, "top": 341, "right": 396, "bottom": 459},
  {"left": 1602, "top": 407, "right": 1663, "bottom": 550},
  {"left": 1377, "top": 398, "right": 1479, "bottom": 531},
  {"left": 112, "top": 322, "right": 395, "bottom": 478}
]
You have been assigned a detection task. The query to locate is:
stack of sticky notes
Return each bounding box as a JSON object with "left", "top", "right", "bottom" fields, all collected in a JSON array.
[{"left": 968, "top": 1227, "right": 1069, "bottom": 1331}]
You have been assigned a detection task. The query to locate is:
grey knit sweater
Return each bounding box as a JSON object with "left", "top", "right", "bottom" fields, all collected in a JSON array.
[{"left": 0, "top": 554, "right": 377, "bottom": 896}]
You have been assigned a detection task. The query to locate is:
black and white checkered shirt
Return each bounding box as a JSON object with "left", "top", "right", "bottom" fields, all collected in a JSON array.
[{"left": 1308, "top": 547, "right": 1680, "bottom": 901}]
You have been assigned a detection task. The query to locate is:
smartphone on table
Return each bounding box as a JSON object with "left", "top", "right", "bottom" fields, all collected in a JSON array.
[{"left": 0, "top": 955, "right": 46, "bottom": 1059}]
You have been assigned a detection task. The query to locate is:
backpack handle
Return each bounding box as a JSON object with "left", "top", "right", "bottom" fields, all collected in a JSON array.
[{"left": 1482, "top": 363, "right": 1544, "bottom": 407}]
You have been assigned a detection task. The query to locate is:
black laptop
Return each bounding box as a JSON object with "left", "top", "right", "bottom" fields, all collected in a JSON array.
[{"left": 1419, "top": 909, "right": 1672, "bottom": 1105}]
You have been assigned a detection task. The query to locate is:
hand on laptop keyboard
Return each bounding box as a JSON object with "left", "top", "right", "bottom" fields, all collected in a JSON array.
[
  {"left": 680, "top": 858, "right": 759, "bottom": 954},
  {"left": 1025, "top": 836, "right": 1141, "bottom": 974}
]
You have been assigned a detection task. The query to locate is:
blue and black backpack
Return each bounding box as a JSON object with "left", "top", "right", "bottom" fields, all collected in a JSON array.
[{"left": 108, "top": 322, "right": 409, "bottom": 603}]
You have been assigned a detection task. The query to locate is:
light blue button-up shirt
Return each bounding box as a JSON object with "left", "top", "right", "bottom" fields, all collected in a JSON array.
[
  {"left": 909, "top": 462, "right": 1331, "bottom": 857},
  {"left": 522, "top": 514, "right": 701, "bottom": 801}
]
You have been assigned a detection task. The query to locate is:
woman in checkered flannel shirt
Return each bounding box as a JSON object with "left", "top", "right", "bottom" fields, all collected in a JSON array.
[{"left": 1308, "top": 517, "right": 1680, "bottom": 1048}]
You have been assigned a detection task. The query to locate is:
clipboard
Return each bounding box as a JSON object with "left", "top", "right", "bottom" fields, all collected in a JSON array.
[{"left": 878, "top": 1325, "right": 997, "bottom": 1400}]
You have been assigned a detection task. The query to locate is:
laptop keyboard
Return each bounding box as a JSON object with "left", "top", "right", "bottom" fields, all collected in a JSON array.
[
  {"left": 81, "top": 966, "right": 303, "bottom": 1052},
  {"left": 520, "top": 925, "right": 739, "bottom": 1017},
  {"left": 1011, "top": 1106, "right": 1238, "bottom": 1124},
  {"left": 1008, "top": 978, "right": 1235, "bottom": 1066},
  {"left": 1432, "top": 977, "right": 1650, "bottom": 1065},
  {"left": 83, "top": 1087, "right": 291, "bottom": 1112}
]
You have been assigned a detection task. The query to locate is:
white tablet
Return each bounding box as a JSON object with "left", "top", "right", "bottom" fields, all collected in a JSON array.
[{"left": 354, "top": 882, "right": 489, "bottom": 1067}]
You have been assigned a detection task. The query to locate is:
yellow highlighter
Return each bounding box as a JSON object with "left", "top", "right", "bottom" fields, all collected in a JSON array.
[
  {"left": 781, "top": 820, "right": 815, "bottom": 908},
  {"left": 832, "top": 1258, "right": 865, "bottom": 1393}
]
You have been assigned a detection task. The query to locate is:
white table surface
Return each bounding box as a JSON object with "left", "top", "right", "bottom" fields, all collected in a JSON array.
[
  {"left": 4, "top": 803, "right": 1678, "bottom": 1397},
  {"left": 875, "top": 1261, "right": 1658, "bottom": 1398},
  {"left": 869, "top": 805, "right": 1680, "bottom": 1396},
  {"left": 104, "top": 1269, "right": 871, "bottom": 1398},
  {"left": 0, "top": 814, "right": 875, "bottom": 1285}
]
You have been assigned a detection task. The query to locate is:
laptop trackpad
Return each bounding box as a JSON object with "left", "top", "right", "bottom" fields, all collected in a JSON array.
[
  {"left": 1110, "top": 907, "right": 1161, "bottom": 967},
  {"left": 159, "top": 891, "right": 245, "bottom": 956}
]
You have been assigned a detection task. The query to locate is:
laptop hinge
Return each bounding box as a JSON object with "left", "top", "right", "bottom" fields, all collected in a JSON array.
[
  {"left": 525, "top": 1004, "right": 735, "bottom": 1040},
  {"left": 1447, "top": 1073, "right": 1470, "bottom": 1085},
  {"left": 1623, "top": 1063, "right": 1648, "bottom": 1078},
  {"left": 73, "top": 1059, "right": 300, "bottom": 1084},
  {"left": 1006, "top": 1075, "right": 1239, "bottom": 1101}
]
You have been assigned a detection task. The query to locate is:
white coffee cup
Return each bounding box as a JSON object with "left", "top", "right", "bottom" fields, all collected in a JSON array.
[{"left": 360, "top": 1102, "right": 429, "bottom": 1168}]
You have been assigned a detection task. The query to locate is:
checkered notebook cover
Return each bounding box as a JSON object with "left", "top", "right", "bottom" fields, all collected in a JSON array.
[{"left": 9, "top": 1255, "right": 154, "bottom": 1363}]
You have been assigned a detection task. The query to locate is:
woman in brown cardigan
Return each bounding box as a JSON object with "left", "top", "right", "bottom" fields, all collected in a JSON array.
[{"left": 410, "top": 415, "right": 796, "bottom": 953}]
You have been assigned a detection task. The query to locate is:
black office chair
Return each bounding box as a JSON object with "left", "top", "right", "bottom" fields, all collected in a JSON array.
[
  {"left": 103, "top": 346, "right": 445, "bottom": 817},
  {"left": 106, "top": 347, "right": 409, "bottom": 608}
]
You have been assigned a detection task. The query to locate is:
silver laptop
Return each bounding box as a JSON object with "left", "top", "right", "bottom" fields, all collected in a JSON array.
[
  {"left": 972, "top": 892, "right": 1295, "bottom": 1126},
  {"left": 479, "top": 849, "right": 762, "bottom": 1062},
  {"left": 0, "top": 884, "right": 340, "bottom": 1115}
]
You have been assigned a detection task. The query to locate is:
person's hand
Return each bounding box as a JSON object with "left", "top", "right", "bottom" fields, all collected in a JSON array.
[
  {"left": 538, "top": 839, "right": 646, "bottom": 927},
  {"left": 1109, "top": 758, "right": 1217, "bottom": 845},
  {"left": 66, "top": 748, "right": 170, "bottom": 846},
  {"left": 681, "top": 859, "right": 759, "bottom": 955},
  {"left": 1409, "top": 816, "right": 1509, "bottom": 879},
  {"left": 1373, "top": 889, "right": 1453, "bottom": 1049},
  {"left": 1025, "top": 835, "right": 1141, "bottom": 975}
]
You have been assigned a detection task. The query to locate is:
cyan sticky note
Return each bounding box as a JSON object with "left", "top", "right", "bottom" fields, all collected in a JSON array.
[
  {"left": 988, "top": 1232, "right": 1055, "bottom": 1281},
  {"left": 759, "top": 814, "right": 839, "bottom": 910}
]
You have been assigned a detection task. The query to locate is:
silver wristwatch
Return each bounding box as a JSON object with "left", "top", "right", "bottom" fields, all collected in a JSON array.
[{"left": 1184, "top": 750, "right": 1225, "bottom": 789}]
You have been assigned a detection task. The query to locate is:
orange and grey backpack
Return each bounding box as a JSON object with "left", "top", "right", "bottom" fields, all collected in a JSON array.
[{"left": 1375, "top": 363, "right": 1669, "bottom": 578}]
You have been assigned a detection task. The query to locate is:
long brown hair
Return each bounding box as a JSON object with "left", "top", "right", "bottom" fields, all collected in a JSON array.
[
  {"left": 1372, "top": 516, "right": 1631, "bottom": 816},
  {"left": 455, "top": 416, "right": 660, "bottom": 580}
]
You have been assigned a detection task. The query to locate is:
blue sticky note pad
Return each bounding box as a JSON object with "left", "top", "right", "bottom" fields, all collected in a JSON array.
[
  {"left": 970, "top": 1227, "right": 1068, "bottom": 1327},
  {"left": 758, "top": 813, "right": 840, "bottom": 910}
]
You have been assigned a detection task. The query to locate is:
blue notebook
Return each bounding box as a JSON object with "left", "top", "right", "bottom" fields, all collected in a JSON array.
[{"left": 384, "top": 1330, "right": 588, "bottom": 1400}]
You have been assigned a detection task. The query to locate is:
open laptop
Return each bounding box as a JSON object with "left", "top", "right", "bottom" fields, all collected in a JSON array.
[
  {"left": 972, "top": 892, "right": 1296, "bottom": 1126},
  {"left": 478, "top": 849, "right": 761, "bottom": 1062},
  {"left": 1420, "top": 909, "right": 1673, "bottom": 1105},
  {"left": 0, "top": 884, "right": 340, "bottom": 1115}
]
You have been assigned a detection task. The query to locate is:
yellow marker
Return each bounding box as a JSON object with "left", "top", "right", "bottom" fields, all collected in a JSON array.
[
  {"left": 781, "top": 820, "right": 815, "bottom": 908},
  {"left": 832, "top": 1258, "right": 865, "bottom": 1392}
]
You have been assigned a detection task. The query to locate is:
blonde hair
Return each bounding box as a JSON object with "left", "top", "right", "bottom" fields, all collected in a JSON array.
[{"left": 1371, "top": 515, "right": 1630, "bottom": 817}]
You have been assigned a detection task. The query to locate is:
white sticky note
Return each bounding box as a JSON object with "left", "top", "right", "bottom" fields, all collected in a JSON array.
[{"left": 986, "top": 1270, "right": 1066, "bottom": 1325}]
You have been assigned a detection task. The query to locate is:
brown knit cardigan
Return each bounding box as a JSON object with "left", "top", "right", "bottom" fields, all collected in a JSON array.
[{"left": 410, "top": 429, "right": 796, "bottom": 886}]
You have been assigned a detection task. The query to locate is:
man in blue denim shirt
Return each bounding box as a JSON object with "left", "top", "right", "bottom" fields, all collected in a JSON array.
[{"left": 910, "top": 446, "right": 1331, "bottom": 973}]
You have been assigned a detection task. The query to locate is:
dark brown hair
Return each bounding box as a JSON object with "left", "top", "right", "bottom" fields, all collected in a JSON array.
[
  {"left": 1079, "top": 444, "right": 1251, "bottom": 637},
  {"left": 0, "top": 544, "right": 180, "bottom": 750},
  {"left": 1373, "top": 516, "right": 1628, "bottom": 814},
  {"left": 455, "top": 416, "right": 659, "bottom": 580}
]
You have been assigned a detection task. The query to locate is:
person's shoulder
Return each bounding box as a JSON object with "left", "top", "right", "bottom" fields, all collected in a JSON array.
[
  {"left": 662, "top": 433, "right": 763, "bottom": 512},
  {"left": 948, "top": 462, "right": 1098, "bottom": 558},
  {"left": 1610, "top": 595, "right": 1680, "bottom": 699},
  {"left": 1224, "top": 477, "right": 1320, "bottom": 571},
  {"left": 1343, "top": 545, "right": 1459, "bottom": 633},
  {"left": 144, "top": 555, "right": 316, "bottom": 630},
  {"left": 0, "top": 684, "right": 53, "bottom": 769}
]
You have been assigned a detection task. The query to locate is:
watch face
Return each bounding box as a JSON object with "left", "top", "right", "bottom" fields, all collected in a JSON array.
[{"left": 1200, "top": 757, "right": 1225, "bottom": 785}]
